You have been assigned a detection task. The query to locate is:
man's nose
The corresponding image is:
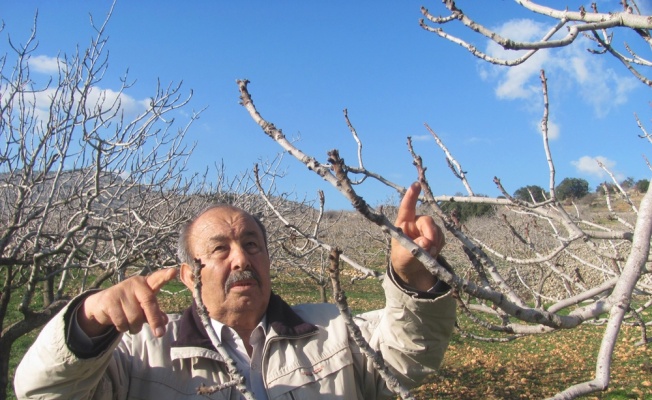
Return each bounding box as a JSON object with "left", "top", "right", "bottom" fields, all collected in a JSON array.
[{"left": 230, "top": 245, "right": 250, "bottom": 270}]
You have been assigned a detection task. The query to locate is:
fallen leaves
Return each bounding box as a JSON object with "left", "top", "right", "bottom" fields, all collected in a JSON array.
[{"left": 411, "top": 324, "right": 652, "bottom": 399}]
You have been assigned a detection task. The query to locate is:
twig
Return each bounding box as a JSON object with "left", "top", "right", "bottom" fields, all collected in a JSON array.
[
  {"left": 597, "top": 160, "right": 638, "bottom": 213},
  {"left": 197, "top": 381, "right": 241, "bottom": 395},
  {"left": 327, "top": 248, "right": 415, "bottom": 400},
  {"left": 456, "top": 295, "right": 519, "bottom": 334},
  {"left": 628, "top": 306, "right": 649, "bottom": 346},
  {"left": 192, "top": 258, "right": 255, "bottom": 399},
  {"left": 423, "top": 123, "right": 474, "bottom": 196},
  {"left": 343, "top": 109, "right": 366, "bottom": 184},
  {"left": 540, "top": 70, "right": 557, "bottom": 202},
  {"left": 237, "top": 79, "right": 634, "bottom": 333},
  {"left": 253, "top": 164, "right": 380, "bottom": 279}
]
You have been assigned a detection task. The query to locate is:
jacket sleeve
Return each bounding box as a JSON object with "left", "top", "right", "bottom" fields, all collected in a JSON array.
[
  {"left": 14, "top": 294, "right": 127, "bottom": 400},
  {"left": 354, "top": 258, "right": 456, "bottom": 395}
]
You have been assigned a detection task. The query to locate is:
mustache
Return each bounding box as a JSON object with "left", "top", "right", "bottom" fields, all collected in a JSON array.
[{"left": 224, "top": 269, "right": 261, "bottom": 292}]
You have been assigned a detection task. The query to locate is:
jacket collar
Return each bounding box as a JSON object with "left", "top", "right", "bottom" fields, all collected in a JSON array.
[{"left": 171, "top": 292, "right": 318, "bottom": 351}]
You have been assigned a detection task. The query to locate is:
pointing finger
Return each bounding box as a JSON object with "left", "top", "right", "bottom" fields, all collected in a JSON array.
[
  {"left": 142, "top": 268, "right": 177, "bottom": 337},
  {"left": 146, "top": 267, "right": 178, "bottom": 293},
  {"left": 138, "top": 291, "right": 167, "bottom": 337},
  {"left": 395, "top": 182, "right": 421, "bottom": 225}
]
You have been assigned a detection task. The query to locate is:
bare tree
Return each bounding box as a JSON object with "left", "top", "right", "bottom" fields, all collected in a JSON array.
[
  {"left": 239, "top": 4, "right": 652, "bottom": 396},
  {"left": 419, "top": 0, "right": 652, "bottom": 86},
  {"left": 0, "top": 9, "right": 214, "bottom": 398},
  {"left": 418, "top": 2, "right": 652, "bottom": 397},
  {"left": 237, "top": 61, "right": 651, "bottom": 399}
]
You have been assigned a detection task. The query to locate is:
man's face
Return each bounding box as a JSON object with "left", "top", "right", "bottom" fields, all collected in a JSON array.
[{"left": 181, "top": 206, "right": 271, "bottom": 329}]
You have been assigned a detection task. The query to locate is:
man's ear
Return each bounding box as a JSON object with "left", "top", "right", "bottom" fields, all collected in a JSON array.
[{"left": 179, "top": 263, "right": 195, "bottom": 290}]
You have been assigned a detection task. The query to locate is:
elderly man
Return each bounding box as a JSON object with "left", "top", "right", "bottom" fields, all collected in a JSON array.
[{"left": 15, "top": 182, "right": 455, "bottom": 399}]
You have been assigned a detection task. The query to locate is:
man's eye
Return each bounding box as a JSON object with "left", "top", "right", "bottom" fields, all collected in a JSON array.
[
  {"left": 213, "top": 245, "right": 227, "bottom": 253},
  {"left": 245, "top": 241, "right": 260, "bottom": 251}
]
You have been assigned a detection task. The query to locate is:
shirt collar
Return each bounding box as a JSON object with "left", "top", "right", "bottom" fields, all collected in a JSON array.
[
  {"left": 171, "top": 293, "right": 317, "bottom": 351},
  {"left": 210, "top": 315, "right": 268, "bottom": 344}
]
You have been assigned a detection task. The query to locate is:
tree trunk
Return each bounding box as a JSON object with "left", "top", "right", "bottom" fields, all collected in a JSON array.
[
  {"left": 42, "top": 267, "right": 55, "bottom": 308},
  {"left": 0, "top": 268, "right": 12, "bottom": 333},
  {"left": 319, "top": 284, "right": 327, "bottom": 303},
  {"left": 0, "top": 337, "right": 12, "bottom": 400}
]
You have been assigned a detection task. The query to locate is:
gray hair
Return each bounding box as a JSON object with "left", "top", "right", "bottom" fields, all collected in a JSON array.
[{"left": 177, "top": 203, "right": 268, "bottom": 265}]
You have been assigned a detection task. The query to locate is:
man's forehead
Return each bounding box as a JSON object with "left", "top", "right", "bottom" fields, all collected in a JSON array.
[{"left": 191, "top": 207, "right": 262, "bottom": 240}]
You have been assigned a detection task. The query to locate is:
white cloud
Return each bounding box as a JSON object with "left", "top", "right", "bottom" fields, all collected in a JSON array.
[
  {"left": 4, "top": 84, "right": 149, "bottom": 127},
  {"left": 534, "top": 117, "right": 560, "bottom": 140},
  {"left": 555, "top": 41, "right": 638, "bottom": 117},
  {"left": 7, "top": 55, "right": 150, "bottom": 122},
  {"left": 464, "top": 136, "right": 491, "bottom": 144},
  {"left": 30, "top": 55, "right": 63, "bottom": 74},
  {"left": 410, "top": 134, "right": 431, "bottom": 142},
  {"left": 486, "top": 19, "right": 548, "bottom": 60},
  {"left": 494, "top": 54, "right": 546, "bottom": 101},
  {"left": 482, "top": 18, "right": 639, "bottom": 117},
  {"left": 571, "top": 155, "right": 622, "bottom": 181},
  {"left": 85, "top": 86, "right": 149, "bottom": 116},
  {"left": 481, "top": 19, "right": 550, "bottom": 104}
]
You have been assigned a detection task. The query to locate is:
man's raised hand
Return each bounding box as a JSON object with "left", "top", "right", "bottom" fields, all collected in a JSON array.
[
  {"left": 77, "top": 267, "right": 177, "bottom": 338},
  {"left": 390, "top": 182, "right": 444, "bottom": 292}
]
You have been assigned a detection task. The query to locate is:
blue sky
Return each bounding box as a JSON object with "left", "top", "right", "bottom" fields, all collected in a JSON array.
[{"left": 3, "top": 1, "right": 652, "bottom": 209}]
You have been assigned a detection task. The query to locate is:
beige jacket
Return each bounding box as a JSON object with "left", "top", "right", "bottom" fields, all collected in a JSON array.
[{"left": 15, "top": 274, "right": 455, "bottom": 399}]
